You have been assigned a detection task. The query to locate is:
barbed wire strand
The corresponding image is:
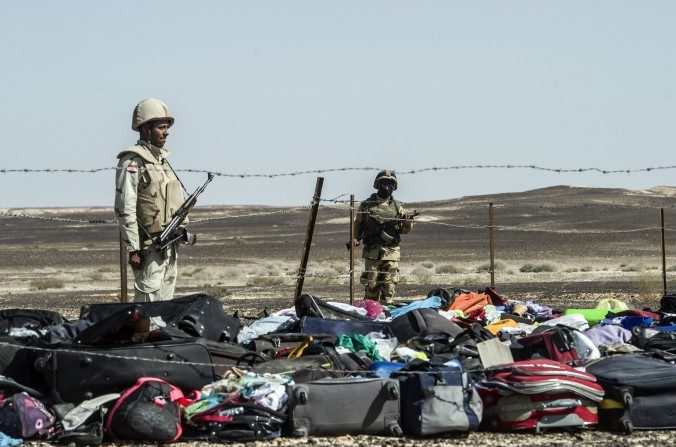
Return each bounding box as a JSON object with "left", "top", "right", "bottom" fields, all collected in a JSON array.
[
  {"left": 0, "top": 340, "right": 491, "bottom": 376},
  {"left": 321, "top": 198, "right": 676, "bottom": 209},
  {"left": 3, "top": 207, "right": 675, "bottom": 235},
  {"left": 2, "top": 163, "right": 676, "bottom": 177}
]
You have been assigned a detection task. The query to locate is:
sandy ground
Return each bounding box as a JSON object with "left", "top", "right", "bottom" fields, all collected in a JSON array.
[{"left": 3, "top": 185, "right": 676, "bottom": 446}]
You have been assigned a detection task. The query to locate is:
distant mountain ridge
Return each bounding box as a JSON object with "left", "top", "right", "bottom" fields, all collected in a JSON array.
[{"left": 3, "top": 185, "right": 675, "bottom": 214}]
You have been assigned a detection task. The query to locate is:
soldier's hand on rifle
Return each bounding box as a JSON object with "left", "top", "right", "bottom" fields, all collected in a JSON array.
[
  {"left": 402, "top": 210, "right": 420, "bottom": 221},
  {"left": 345, "top": 239, "right": 360, "bottom": 250},
  {"left": 129, "top": 251, "right": 143, "bottom": 271}
]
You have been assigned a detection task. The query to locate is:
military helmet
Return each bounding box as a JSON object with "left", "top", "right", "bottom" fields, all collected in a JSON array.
[
  {"left": 131, "top": 98, "right": 174, "bottom": 131},
  {"left": 373, "top": 170, "right": 398, "bottom": 189}
]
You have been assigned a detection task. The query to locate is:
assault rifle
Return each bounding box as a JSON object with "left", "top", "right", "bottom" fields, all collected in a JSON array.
[
  {"left": 346, "top": 210, "right": 420, "bottom": 250},
  {"left": 155, "top": 172, "right": 215, "bottom": 250}
]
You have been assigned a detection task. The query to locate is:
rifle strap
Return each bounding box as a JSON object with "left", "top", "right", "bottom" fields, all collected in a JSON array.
[{"left": 164, "top": 159, "right": 189, "bottom": 195}]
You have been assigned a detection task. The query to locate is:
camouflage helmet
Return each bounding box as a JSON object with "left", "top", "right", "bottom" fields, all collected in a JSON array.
[
  {"left": 131, "top": 98, "right": 174, "bottom": 131},
  {"left": 373, "top": 170, "right": 398, "bottom": 190}
]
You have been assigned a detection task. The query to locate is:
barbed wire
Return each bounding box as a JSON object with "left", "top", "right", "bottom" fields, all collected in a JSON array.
[
  {"left": 353, "top": 209, "right": 676, "bottom": 234},
  {"left": 190, "top": 206, "right": 311, "bottom": 223},
  {"left": 3, "top": 163, "right": 676, "bottom": 177},
  {"left": 0, "top": 210, "right": 116, "bottom": 224},
  {"left": 0, "top": 340, "right": 491, "bottom": 376},
  {"left": 3, "top": 207, "right": 674, "bottom": 235},
  {"left": 0, "top": 207, "right": 311, "bottom": 225},
  {"left": 321, "top": 200, "right": 676, "bottom": 213}
]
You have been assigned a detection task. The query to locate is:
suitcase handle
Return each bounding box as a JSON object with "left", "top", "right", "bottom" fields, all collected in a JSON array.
[{"left": 383, "top": 381, "right": 399, "bottom": 400}]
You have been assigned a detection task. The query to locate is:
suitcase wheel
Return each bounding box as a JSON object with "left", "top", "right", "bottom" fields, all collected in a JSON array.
[
  {"left": 388, "top": 422, "right": 403, "bottom": 437},
  {"left": 295, "top": 387, "right": 309, "bottom": 405},
  {"left": 620, "top": 417, "right": 634, "bottom": 435},
  {"left": 385, "top": 382, "right": 399, "bottom": 400},
  {"left": 34, "top": 355, "right": 49, "bottom": 371}
]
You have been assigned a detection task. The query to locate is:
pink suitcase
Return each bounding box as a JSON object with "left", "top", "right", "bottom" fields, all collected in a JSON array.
[{"left": 478, "top": 359, "right": 604, "bottom": 433}]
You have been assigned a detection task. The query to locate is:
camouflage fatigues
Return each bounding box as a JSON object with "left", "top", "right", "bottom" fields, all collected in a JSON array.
[
  {"left": 354, "top": 193, "right": 412, "bottom": 302},
  {"left": 114, "top": 140, "right": 185, "bottom": 302}
]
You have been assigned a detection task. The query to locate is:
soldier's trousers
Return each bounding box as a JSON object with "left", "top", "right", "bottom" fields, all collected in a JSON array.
[
  {"left": 133, "top": 245, "right": 177, "bottom": 302},
  {"left": 360, "top": 259, "right": 399, "bottom": 302}
]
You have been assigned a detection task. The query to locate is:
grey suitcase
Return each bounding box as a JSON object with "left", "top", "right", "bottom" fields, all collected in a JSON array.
[{"left": 288, "top": 377, "right": 403, "bottom": 437}]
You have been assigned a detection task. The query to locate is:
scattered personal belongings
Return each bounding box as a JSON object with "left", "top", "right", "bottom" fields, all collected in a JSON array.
[{"left": 1, "top": 290, "right": 675, "bottom": 442}]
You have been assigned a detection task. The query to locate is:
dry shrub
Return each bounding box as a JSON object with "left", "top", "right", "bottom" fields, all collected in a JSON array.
[
  {"left": 421, "top": 261, "right": 435, "bottom": 269},
  {"left": 476, "top": 259, "right": 509, "bottom": 273},
  {"left": 204, "top": 285, "right": 232, "bottom": 297},
  {"left": 435, "top": 263, "right": 464, "bottom": 274},
  {"left": 305, "top": 266, "right": 344, "bottom": 286},
  {"left": 193, "top": 267, "right": 221, "bottom": 280},
  {"left": 460, "top": 274, "right": 482, "bottom": 288},
  {"left": 621, "top": 263, "right": 644, "bottom": 272},
  {"left": 245, "top": 276, "right": 287, "bottom": 287},
  {"left": 30, "top": 278, "right": 65, "bottom": 290},
  {"left": 519, "top": 261, "right": 559, "bottom": 273},
  {"left": 411, "top": 265, "right": 434, "bottom": 284},
  {"left": 88, "top": 271, "right": 104, "bottom": 281}
]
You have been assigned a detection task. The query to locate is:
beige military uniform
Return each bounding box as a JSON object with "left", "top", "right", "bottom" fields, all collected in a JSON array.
[
  {"left": 354, "top": 193, "right": 412, "bottom": 302},
  {"left": 115, "top": 140, "right": 186, "bottom": 302}
]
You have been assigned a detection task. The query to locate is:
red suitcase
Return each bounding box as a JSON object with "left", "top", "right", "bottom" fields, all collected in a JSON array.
[{"left": 478, "top": 359, "right": 604, "bottom": 433}]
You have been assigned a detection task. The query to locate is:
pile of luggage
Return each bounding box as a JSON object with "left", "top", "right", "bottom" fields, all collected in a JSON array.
[{"left": 1, "top": 290, "right": 675, "bottom": 444}]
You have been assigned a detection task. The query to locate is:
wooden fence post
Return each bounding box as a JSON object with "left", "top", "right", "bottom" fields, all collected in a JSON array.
[{"left": 294, "top": 177, "right": 324, "bottom": 302}]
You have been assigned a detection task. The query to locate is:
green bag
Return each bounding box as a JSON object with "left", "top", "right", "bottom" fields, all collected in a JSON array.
[{"left": 563, "top": 309, "right": 612, "bottom": 327}]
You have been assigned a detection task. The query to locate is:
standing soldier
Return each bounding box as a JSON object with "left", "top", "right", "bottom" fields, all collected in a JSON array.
[
  {"left": 351, "top": 170, "right": 415, "bottom": 304},
  {"left": 115, "top": 98, "right": 187, "bottom": 302}
]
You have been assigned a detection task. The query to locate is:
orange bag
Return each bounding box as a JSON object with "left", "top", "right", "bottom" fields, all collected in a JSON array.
[{"left": 449, "top": 292, "right": 491, "bottom": 314}]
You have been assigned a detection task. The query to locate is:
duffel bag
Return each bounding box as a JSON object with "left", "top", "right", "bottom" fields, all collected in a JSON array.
[{"left": 393, "top": 361, "right": 482, "bottom": 436}]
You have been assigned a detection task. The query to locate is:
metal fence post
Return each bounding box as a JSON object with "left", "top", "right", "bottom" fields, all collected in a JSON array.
[
  {"left": 489, "top": 202, "right": 495, "bottom": 287},
  {"left": 661, "top": 208, "right": 667, "bottom": 296},
  {"left": 349, "top": 194, "right": 355, "bottom": 305},
  {"left": 119, "top": 231, "right": 128, "bottom": 303}
]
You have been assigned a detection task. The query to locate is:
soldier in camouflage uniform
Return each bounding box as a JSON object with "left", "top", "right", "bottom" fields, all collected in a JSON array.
[
  {"left": 115, "top": 98, "right": 188, "bottom": 302},
  {"left": 351, "top": 170, "right": 414, "bottom": 304}
]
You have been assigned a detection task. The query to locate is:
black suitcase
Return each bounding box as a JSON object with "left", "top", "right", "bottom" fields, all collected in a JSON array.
[
  {"left": 288, "top": 377, "right": 403, "bottom": 436},
  {"left": 0, "top": 336, "right": 47, "bottom": 392},
  {"left": 586, "top": 355, "right": 676, "bottom": 433},
  {"left": 74, "top": 305, "right": 152, "bottom": 345},
  {"left": 80, "top": 294, "right": 240, "bottom": 342},
  {"left": 35, "top": 339, "right": 256, "bottom": 404}
]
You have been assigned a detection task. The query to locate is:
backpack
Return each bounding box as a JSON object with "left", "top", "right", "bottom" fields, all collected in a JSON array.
[
  {"left": 183, "top": 402, "right": 286, "bottom": 442},
  {"left": 0, "top": 392, "right": 55, "bottom": 438},
  {"left": 105, "top": 377, "right": 185, "bottom": 443}
]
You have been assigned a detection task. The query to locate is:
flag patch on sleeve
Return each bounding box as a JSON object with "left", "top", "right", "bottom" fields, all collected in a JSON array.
[{"left": 126, "top": 161, "right": 139, "bottom": 173}]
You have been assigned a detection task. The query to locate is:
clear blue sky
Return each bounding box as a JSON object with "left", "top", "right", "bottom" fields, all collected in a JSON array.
[{"left": 1, "top": 1, "right": 674, "bottom": 207}]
